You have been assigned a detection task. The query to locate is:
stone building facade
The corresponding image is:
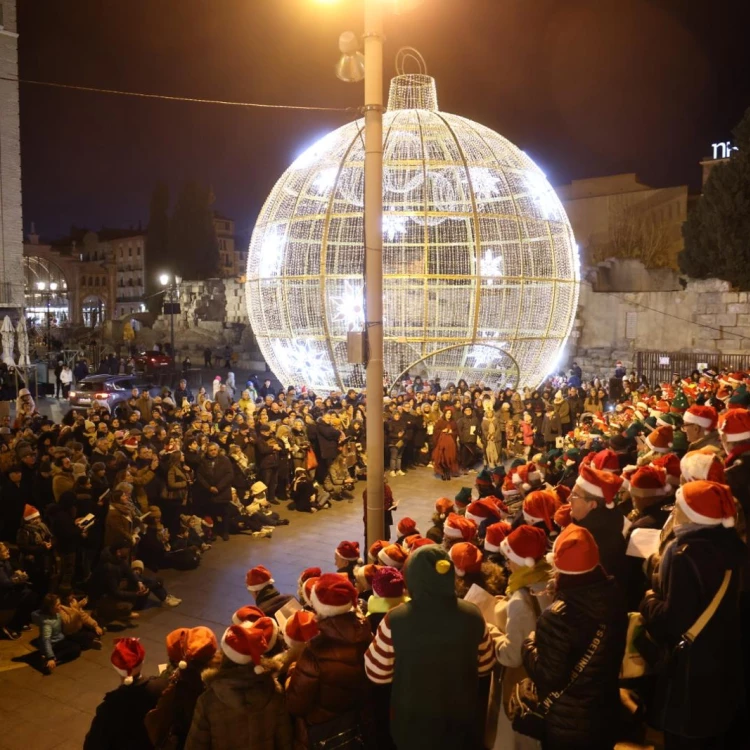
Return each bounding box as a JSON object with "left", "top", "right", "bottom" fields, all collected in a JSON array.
[{"left": 0, "top": 0, "right": 23, "bottom": 314}]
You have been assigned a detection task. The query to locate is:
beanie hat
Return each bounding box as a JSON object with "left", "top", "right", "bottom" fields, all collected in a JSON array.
[
  {"left": 443, "top": 512, "right": 478, "bottom": 542},
  {"left": 250, "top": 481, "right": 268, "bottom": 496},
  {"left": 372, "top": 566, "right": 406, "bottom": 598},
  {"left": 434, "top": 497, "right": 455, "bottom": 520},
  {"left": 628, "top": 465, "right": 669, "bottom": 498},
  {"left": 476, "top": 468, "right": 493, "bottom": 489},
  {"left": 336, "top": 541, "right": 361, "bottom": 562},
  {"left": 232, "top": 604, "right": 265, "bottom": 626},
  {"left": 221, "top": 624, "right": 267, "bottom": 671},
  {"left": 166, "top": 626, "right": 217, "bottom": 670},
  {"left": 552, "top": 524, "right": 600, "bottom": 575},
  {"left": 680, "top": 448, "right": 726, "bottom": 483},
  {"left": 22, "top": 504, "right": 40, "bottom": 522},
  {"left": 283, "top": 610, "right": 320, "bottom": 648},
  {"left": 111, "top": 638, "right": 145, "bottom": 685},
  {"left": 454, "top": 487, "right": 473, "bottom": 507},
  {"left": 368, "top": 540, "right": 389, "bottom": 564},
  {"left": 449, "top": 542, "right": 484, "bottom": 577},
  {"left": 652, "top": 453, "right": 681, "bottom": 487},
  {"left": 310, "top": 573, "right": 357, "bottom": 617},
  {"left": 500, "top": 525, "right": 548, "bottom": 567},
  {"left": 675, "top": 480, "right": 736, "bottom": 528},
  {"left": 302, "top": 576, "right": 320, "bottom": 606},
  {"left": 718, "top": 409, "right": 750, "bottom": 442},
  {"left": 396, "top": 517, "right": 418, "bottom": 537},
  {"left": 250, "top": 616, "right": 279, "bottom": 651},
  {"left": 465, "top": 498, "right": 502, "bottom": 527},
  {"left": 645, "top": 425, "right": 673, "bottom": 454},
  {"left": 354, "top": 563, "right": 379, "bottom": 590},
  {"left": 298, "top": 567, "right": 322, "bottom": 589},
  {"left": 246, "top": 565, "right": 273, "bottom": 592},
  {"left": 490, "top": 465, "right": 506, "bottom": 483},
  {"left": 483, "top": 521, "right": 513, "bottom": 552},
  {"left": 553, "top": 503, "right": 573, "bottom": 529},
  {"left": 670, "top": 390, "right": 689, "bottom": 413},
  {"left": 501, "top": 474, "right": 521, "bottom": 500},
  {"left": 684, "top": 405, "right": 718, "bottom": 431},
  {"left": 130, "top": 559, "right": 145, "bottom": 573},
  {"left": 522, "top": 490, "right": 560, "bottom": 532},
  {"left": 590, "top": 448, "right": 620, "bottom": 473},
  {"left": 378, "top": 543, "right": 408, "bottom": 569},
  {"left": 575, "top": 464, "right": 624, "bottom": 509}
]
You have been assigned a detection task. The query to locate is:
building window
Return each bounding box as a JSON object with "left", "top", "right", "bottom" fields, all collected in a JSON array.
[
  {"left": 625, "top": 311, "right": 637, "bottom": 340},
  {"left": 137, "top": 247, "right": 141, "bottom": 255}
]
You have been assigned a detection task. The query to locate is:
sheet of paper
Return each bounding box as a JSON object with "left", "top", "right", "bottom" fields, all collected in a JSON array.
[
  {"left": 626, "top": 527, "right": 661, "bottom": 559},
  {"left": 464, "top": 583, "right": 499, "bottom": 624},
  {"left": 274, "top": 598, "right": 303, "bottom": 629}
]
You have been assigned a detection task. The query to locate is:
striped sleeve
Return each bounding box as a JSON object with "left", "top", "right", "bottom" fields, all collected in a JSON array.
[
  {"left": 365, "top": 614, "right": 395, "bottom": 684},
  {"left": 477, "top": 623, "right": 496, "bottom": 675}
]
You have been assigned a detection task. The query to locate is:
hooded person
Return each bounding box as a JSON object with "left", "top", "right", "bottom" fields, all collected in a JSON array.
[
  {"left": 286, "top": 574, "right": 374, "bottom": 749},
  {"left": 84, "top": 638, "right": 169, "bottom": 750},
  {"left": 145, "top": 627, "right": 218, "bottom": 749},
  {"left": 640, "top": 481, "right": 746, "bottom": 747},
  {"left": 184, "top": 624, "right": 293, "bottom": 750},
  {"left": 364, "top": 545, "right": 495, "bottom": 750}
]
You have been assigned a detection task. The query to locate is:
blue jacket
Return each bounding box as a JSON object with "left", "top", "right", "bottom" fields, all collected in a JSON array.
[{"left": 35, "top": 611, "right": 64, "bottom": 659}]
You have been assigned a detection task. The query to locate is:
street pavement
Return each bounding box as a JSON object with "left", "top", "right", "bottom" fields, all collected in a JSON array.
[{"left": 0, "top": 463, "right": 470, "bottom": 749}]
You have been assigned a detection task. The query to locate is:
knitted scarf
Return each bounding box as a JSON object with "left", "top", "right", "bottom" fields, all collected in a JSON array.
[{"left": 507, "top": 559, "right": 552, "bottom": 596}]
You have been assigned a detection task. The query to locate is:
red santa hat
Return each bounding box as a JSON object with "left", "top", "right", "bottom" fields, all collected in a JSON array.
[
  {"left": 410, "top": 537, "right": 437, "bottom": 551},
  {"left": 645, "top": 425, "right": 674, "bottom": 454},
  {"left": 500, "top": 525, "right": 548, "bottom": 568},
  {"left": 718, "top": 409, "right": 750, "bottom": 443},
  {"left": 552, "top": 524, "right": 600, "bottom": 575},
  {"left": 512, "top": 462, "right": 542, "bottom": 492},
  {"left": 434, "top": 497, "right": 455, "bottom": 520},
  {"left": 675, "top": 481, "right": 736, "bottom": 528},
  {"left": 335, "top": 541, "right": 361, "bottom": 562},
  {"left": 221, "top": 624, "right": 267, "bottom": 671},
  {"left": 652, "top": 453, "right": 681, "bottom": 487},
  {"left": 368, "top": 539, "right": 389, "bottom": 564},
  {"left": 727, "top": 371, "right": 746, "bottom": 386},
  {"left": 249, "top": 616, "right": 278, "bottom": 651},
  {"left": 372, "top": 566, "right": 406, "bottom": 597},
  {"left": 449, "top": 542, "right": 484, "bottom": 577},
  {"left": 231, "top": 604, "right": 265, "bottom": 626},
  {"left": 590, "top": 448, "right": 620, "bottom": 473},
  {"left": 553, "top": 503, "right": 573, "bottom": 529},
  {"left": 553, "top": 485, "right": 571, "bottom": 505},
  {"left": 683, "top": 404, "right": 718, "bottom": 431},
  {"left": 442, "top": 513, "right": 478, "bottom": 542},
  {"left": 283, "top": 610, "right": 320, "bottom": 648},
  {"left": 354, "top": 563, "right": 379, "bottom": 590},
  {"left": 484, "top": 495, "right": 510, "bottom": 517},
  {"left": 246, "top": 565, "right": 273, "bottom": 592},
  {"left": 165, "top": 627, "right": 217, "bottom": 671},
  {"left": 465, "top": 498, "right": 502, "bottom": 527},
  {"left": 22, "top": 504, "right": 40, "bottom": 522},
  {"left": 402, "top": 534, "right": 423, "bottom": 551},
  {"left": 378, "top": 543, "right": 408, "bottom": 569},
  {"left": 501, "top": 474, "right": 521, "bottom": 500},
  {"left": 298, "top": 567, "right": 322, "bottom": 589},
  {"left": 628, "top": 465, "right": 669, "bottom": 498},
  {"left": 310, "top": 574, "right": 358, "bottom": 618},
  {"left": 302, "top": 576, "right": 320, "bottom": 606},
  {"left": 396, "top": 518, "right": 418, "bottom": 537},
  {"left": 483, "top": 521, "right": 513, "bottom": 553},
  {"left": 575, "top": 464, "right": 624, "bottom": 509},
  {"left": 522, "top": 490, "right": 560, "bottom": 532},
  {"left": 111, "top": 638, "right": 146, "bottom": 685},
  {"left": 680, "top": 448, "right": 726, "bottom": 483}
]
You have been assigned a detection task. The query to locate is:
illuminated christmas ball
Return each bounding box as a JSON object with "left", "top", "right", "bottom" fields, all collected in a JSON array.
[{"left": 246, "top": 73, "right": 580, "bottom": 391}]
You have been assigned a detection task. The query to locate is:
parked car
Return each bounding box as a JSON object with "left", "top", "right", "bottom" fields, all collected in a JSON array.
[
  {"left": 134, "top": 350, "right": 174, "bottom": 372},
  {"left": 68, "top": 375, "right": 160, "bottom": 410}
]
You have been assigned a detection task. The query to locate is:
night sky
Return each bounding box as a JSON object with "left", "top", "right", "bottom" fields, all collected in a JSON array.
[{"left": 17, "top": 0, "right": 750, "bottom": 240}]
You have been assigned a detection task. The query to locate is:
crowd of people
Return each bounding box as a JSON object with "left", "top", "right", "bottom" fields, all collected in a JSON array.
[{"left": 1, "top": 359, "right": 749, "bottom": 749}]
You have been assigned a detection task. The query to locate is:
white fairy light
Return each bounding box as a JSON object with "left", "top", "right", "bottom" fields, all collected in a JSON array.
[{"left": 246, "top": 74, "right": 579, "bottom": 392}]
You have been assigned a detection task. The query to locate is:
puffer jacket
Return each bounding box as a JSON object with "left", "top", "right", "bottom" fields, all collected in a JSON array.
[
  {"left": 184, "top": 664, "right": 292, "bottom": 750},
  {"left": 286, "top": 611, "right": 373, "bottom": 750},
  {"left": 522, "top": 567, "right": 627, "bottom": 749}
]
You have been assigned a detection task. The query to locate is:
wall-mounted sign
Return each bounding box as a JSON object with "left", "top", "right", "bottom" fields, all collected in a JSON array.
[
  {"left": 712, "top": 141, "right": 739, "bottom": 160},
  {"left": 659, "top": 356, "right": 670, "bottom": 366}
]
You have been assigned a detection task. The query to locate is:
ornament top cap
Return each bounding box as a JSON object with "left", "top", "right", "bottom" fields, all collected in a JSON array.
[{"left": 387, "top": 73, "right": 439, "bottom": 112}]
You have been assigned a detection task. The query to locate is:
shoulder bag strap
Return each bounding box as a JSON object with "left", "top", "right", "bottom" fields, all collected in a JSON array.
[
  {"left": 540, "top": 623, "right": 606, "bottom": 713},
  {"left": 683, "top": 570, "right": 731, "bottom": 644}
]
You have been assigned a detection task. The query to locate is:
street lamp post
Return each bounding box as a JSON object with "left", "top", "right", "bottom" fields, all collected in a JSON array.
[
  {"left": 36, "top": 281, "right": 58, "bottom": 361},
  {"left": 159, "top": 273, "right": 181, "bottom": 361}
]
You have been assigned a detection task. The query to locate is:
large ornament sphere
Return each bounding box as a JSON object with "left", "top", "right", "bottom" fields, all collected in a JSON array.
[{"left": 246, "top": 74, "right": 580, "bottom": 391}]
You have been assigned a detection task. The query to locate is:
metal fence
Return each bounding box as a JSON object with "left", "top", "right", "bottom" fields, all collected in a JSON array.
[{"left": 635, "top": 350, "right": 750, "bottom": 386}]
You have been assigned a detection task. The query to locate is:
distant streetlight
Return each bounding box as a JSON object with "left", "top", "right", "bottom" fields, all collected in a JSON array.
[{"left": 159, "top": 273, "right": 181, "bottom": 359}]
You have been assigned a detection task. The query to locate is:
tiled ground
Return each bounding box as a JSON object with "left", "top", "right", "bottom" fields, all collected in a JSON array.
[{"left": 0, "top": 466, "right": 471, "bottom": 749}]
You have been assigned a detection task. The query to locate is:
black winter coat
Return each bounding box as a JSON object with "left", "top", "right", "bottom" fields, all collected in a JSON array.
[
  {"left": 255, "top": 584, "right": 293, "bottom": 617},
  {"left": 316, "top": 421, "right": 341, "bottom": 460},
  {"left": 574, "top": 508, "right": 629, "bottom": 592},
  {"left": 522, "top": 568, "right": 627, "bottom": 750},
  {"left": 640, "top": 525, "right": 746, "bottom": 738},
  {"left": 195, "top": 455, "right": 233, "bottom": 505}
]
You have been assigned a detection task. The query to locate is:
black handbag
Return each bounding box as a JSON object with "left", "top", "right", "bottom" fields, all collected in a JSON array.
[
  {"left": 307, "top": 711, "right": 367, "bottom": 750},
  {"left": 508, "top": 623, "right": 606, "bottom": 741}
]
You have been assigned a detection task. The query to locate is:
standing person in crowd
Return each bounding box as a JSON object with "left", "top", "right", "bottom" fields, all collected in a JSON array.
[
  {"left": 195, "top": 442, "right": 233, "bottom": 541},
  {"left": 60, "top": 364, "right": 73, "bottom": 399},
  {"left": 54, "top": 360, "right": 64, "bottom": 399}
]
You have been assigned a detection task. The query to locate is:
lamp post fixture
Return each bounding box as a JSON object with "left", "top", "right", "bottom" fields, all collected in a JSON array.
[
  {"left": 36, "top": 281, "right": 58, "bottom": 361},
  {"left": 334, "top": 0, "right": 422, "bottom": 547},
  {"left": 159, "top": 273, "right": 181, "bottom": 360}
]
